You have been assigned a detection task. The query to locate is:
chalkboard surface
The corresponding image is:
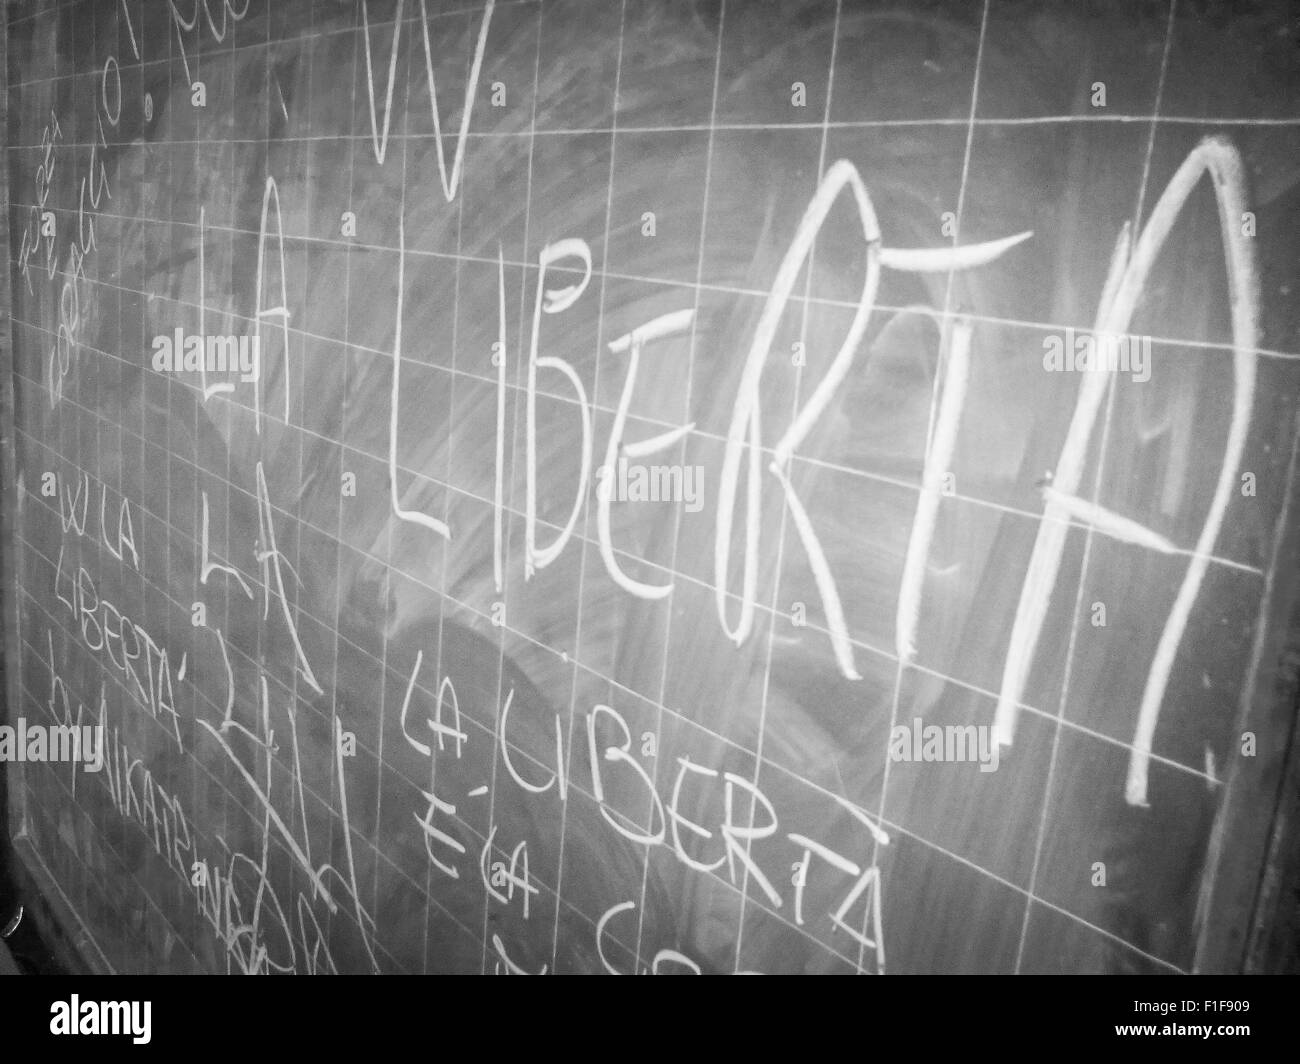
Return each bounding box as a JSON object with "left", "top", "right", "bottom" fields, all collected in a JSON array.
[{"left": 3, "top": 0, "right": 1299, "bottom": 974}]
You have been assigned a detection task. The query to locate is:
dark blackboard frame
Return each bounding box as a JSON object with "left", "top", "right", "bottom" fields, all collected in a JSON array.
[
  {"left": 1194, "top": 416, "right": 1300, "bottom": 972},
  {"left": 0, "top": 0, "right": 84, "bottom": 978},
  {"left": 0, "top": 0, "right": 15, "bottom": 941},
  {"left": 1, "top": 0, "right": 1298, "bottom": 976}
]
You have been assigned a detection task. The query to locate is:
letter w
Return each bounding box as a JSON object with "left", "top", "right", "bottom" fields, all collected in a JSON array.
[{"left": 362, "top": 0, "right": 496, "bottom": 202}]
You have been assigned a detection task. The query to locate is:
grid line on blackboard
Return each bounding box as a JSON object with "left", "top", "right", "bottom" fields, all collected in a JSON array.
[
  {"left": 547, "top": 0, "right": 627, "bottom": 975},
  {"left": 867, "top": 0, "right": 990, "bottom": 973},
  {"left": 11, "top": 202, "right": 1300, "bottom": 366},
  {"left": 1009, "top": 0, "right": 1181, "bottom": 975},
  {"left": 732, "top": 0, "right": 844, "bottom": 973},
  {"left": 479, "top": 0, "right": 544, "bottom": 975}
]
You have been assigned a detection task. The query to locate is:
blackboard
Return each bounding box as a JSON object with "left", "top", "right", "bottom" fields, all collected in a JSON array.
[{"left": 2, "top": 0, "right": 1299, "bottom": 974}]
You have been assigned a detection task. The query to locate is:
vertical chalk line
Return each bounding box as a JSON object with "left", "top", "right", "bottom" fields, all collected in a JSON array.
[
  {"left": 548, "top": 0, "right": 628, "bottom": 973},
  {"left": 1011, "top": 0, "right": 1178, "bottom": 972},
  {"left": 731, "top": 0, "right": 844, "bottom": 973}
]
